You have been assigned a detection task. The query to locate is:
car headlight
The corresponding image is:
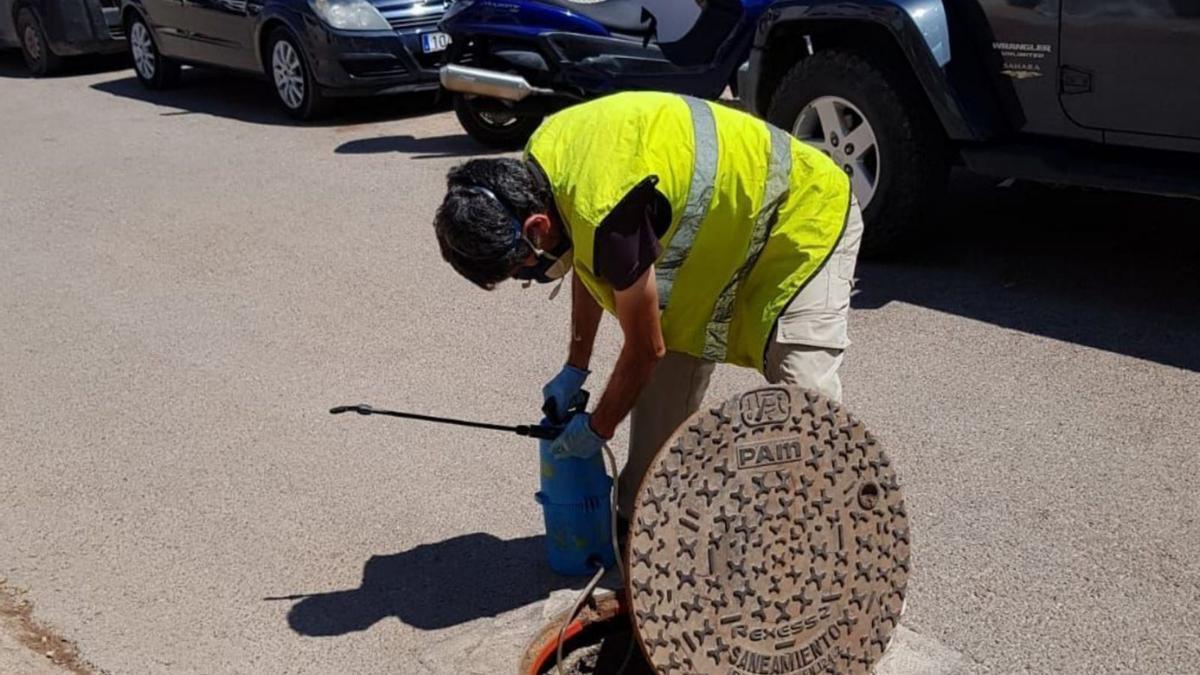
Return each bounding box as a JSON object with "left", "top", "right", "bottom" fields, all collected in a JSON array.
[{"left": 308, "top": 0, "right": 391, "bottom": 31}]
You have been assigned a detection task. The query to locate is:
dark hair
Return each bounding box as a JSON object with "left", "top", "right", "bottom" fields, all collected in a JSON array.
[{"left": 434, "top": 158, "right": 550, "bottom": 290}]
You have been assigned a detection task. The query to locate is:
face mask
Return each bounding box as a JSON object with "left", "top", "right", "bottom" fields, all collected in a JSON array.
[{"left": 513, "top": 235, "right": 573, "bottom": 284}]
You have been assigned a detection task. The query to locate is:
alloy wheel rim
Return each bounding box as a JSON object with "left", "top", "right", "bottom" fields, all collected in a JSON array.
[
  {"left": 793, "top": 96, "right": 881, "bottom": 207},
  {"left": 22, "top": 24, "right": 41, "bottom": 63},
  {"left": 130, "top": 22, "right": 156, "bottom": 80},
  {"left": 468, "top": 97, "right": 518, "bottom": 129},
  {"left": 478, "top": 110, "right": 517, "bottom": 128},
  {"left": 272, "top": 41, "right": 304, "bottom": 110}
]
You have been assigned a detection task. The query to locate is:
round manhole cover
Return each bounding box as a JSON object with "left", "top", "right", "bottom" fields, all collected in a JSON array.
[{"left": 625, "top": 386, "right": 910, "bottom": 674}]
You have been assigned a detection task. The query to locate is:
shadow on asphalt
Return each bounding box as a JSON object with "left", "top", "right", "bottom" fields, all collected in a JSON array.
[
  {"left": 0, "top": 50, "right": 129, "bottom": 79},
  {"left": 89, "top": 67, "right": 448, "bottom": 127},
  {"left": 272, "top": 533, "right": 585, "bottom": 634},
  {"left": 855, "top": 173, "right": 1200, "bottom": 372},
  {"left": 335, "top": 134, "right": 509, "bottom": 159}
]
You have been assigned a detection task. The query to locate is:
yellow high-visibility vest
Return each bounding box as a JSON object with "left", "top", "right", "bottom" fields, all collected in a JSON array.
[{"left": 526, "top": 92, "right": 851, "bottom": 372}]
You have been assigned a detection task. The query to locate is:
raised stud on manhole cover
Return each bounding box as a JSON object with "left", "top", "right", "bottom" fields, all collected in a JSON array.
[{"left": 625, "top": 386, "right": 911, "bottom": 675}]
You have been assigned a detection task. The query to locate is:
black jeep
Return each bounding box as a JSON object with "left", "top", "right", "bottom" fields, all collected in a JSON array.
[{"left": 740, "top": 0, "right": 1200, "bottom": 254}]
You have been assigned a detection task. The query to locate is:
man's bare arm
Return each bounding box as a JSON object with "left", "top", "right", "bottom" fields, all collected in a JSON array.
[
  {"left": 590, "top": 266, "right": 666, "bottom": 439},
  {"left": 567, "top": 272, "right": 604, "bottom": 371}
]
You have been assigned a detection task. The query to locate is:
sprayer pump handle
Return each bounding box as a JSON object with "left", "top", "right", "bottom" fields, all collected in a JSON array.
[{"left": 541, "top": 389, "right": 591, "bottom": 425}]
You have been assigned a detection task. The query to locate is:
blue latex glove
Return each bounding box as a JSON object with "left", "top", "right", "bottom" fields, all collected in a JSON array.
[
  {"left": 549, "top": 413, "right": 605, "bottom": 460},
  {"left": 542, "top": 364, "right": 589, "bottom": 421}
]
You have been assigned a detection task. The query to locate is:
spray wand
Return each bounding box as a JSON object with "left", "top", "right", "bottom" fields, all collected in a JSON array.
[{"left": 329, "top": 403, "right": 563, "bottom": 439}]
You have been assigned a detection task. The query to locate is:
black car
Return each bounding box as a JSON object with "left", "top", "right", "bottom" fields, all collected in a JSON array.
[
  {"left": 741, "top": 0, "right": 1200, "bottom": 255},
  {"left": 118, "top": 0, "right": 450, "bottom": 118},
  {"left": 2, "top": 0, "right": 125, "bottom": 76}
]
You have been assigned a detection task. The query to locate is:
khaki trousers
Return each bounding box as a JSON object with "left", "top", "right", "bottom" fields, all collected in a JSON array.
[{"left": 617, "top": 198, "right": 864, "bottom": 517}]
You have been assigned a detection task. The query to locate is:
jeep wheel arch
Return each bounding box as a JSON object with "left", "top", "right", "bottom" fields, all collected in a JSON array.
[{"left": 751, "top": 1, "right": 1002, "bottom": 142}]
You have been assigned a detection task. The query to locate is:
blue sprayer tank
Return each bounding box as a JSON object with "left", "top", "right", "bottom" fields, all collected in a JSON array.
[{"left": 534, "top": 396, "right": 616, "bottom": 575}]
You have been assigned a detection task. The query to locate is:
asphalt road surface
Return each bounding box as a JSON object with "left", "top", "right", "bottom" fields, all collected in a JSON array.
[{"left": 2, "top": 54, "right": 1198, "bottom": 675}]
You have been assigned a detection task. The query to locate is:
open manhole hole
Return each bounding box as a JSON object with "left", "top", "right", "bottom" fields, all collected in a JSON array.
[{"left": 522, "top": 592, "right": 654, "bottom": 675}]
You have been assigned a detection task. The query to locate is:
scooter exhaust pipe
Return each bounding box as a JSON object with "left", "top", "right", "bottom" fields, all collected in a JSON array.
[{"left": 439, "top": 64, "right": 558, "bottom": 101}]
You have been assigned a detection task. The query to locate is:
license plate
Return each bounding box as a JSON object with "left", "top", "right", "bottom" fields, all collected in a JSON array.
[{"left": 421, "top": 32, "right": 451, "bottom": 54}]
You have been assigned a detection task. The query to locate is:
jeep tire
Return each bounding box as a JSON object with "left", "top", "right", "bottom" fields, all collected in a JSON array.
[{"left": 768, "top": 49, "right": 947, "bottom": 257}]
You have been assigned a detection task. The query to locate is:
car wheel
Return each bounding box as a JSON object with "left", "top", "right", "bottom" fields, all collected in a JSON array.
[
  {"left": 127, "top": 14, "right": 180, "bottom": 89},
  {"left": 16, "top": 7, "right": 64, "bottom": 77},
  {"left": 267, "top": 29, "right": 327, "bottom": 121},
  {"left": 767, "top": 50, "right": 947, "bottom": 257},
  {"left": 452, "top": 93, "right": 542, "bottom": 150}
]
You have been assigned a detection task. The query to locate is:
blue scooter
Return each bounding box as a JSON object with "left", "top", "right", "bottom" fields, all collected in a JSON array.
[{"left": 438, "top": 0, "right": 770, "bottom": 148}]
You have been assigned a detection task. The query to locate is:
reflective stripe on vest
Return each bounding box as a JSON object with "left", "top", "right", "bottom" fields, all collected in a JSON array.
[
  {"left": 701, "top": 125, "right": 793, "bottom": 361},
  {"left": 651, "top": 98, "right": 795, "bottom": 362},
  {"left": 655, "top": 96, "right": 717, "bottom": 310}
]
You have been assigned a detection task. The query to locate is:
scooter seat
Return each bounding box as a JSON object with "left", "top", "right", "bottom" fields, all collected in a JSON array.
[{"left": 538, "top": 0, "right": 653, "bottom": 36}]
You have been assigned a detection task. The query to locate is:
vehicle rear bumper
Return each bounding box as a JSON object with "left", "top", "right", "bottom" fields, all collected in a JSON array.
[
  {"left": 44, "top": 0, "right": 126, "bottom": 56},
  {"left": 303, "top": 19, "right": 446, "bottom": 95}
]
